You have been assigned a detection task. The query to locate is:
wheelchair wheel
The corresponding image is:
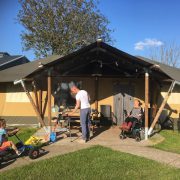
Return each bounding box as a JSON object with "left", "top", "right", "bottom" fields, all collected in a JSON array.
[
  {"left": 135, "top": 136, "right": 141, "bottom": 142},
  {"left": 119, "top": 134, "right": 124, "bottom": 139},
  {"left": 119, "top": 134, "right": 126, "bottom": 139},
  {"left": 135, "top": 132, "right": 141, "bottom": 142}
]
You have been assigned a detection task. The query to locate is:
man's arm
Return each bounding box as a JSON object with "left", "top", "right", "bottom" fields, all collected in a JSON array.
[{"left": 69, "top": 100, "right": 80, "bottom": 116}]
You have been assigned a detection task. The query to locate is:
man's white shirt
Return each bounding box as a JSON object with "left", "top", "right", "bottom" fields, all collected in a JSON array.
[{"left": 76, "top": 90, "right": 90, "bottom": 109}]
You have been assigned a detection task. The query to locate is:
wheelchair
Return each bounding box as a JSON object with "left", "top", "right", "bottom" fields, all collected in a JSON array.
[{"left": 119, "top": 118, "right": 144, "bottom": 142}]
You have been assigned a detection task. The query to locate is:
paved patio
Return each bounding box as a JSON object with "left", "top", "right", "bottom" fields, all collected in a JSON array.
[{"left": 1, "top": 126, "right": 180, "bottom": 172}]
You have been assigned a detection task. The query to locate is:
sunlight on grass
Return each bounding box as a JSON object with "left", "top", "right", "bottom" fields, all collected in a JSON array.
[
  {"left": 0, "top": 146, "right": 179, "bottom": 180},
  {"left": 152, "top": 130, "right": 180, "bottom": 154},
  {"left": 8, "top": 127, "right": 38, "bottom": 143}
]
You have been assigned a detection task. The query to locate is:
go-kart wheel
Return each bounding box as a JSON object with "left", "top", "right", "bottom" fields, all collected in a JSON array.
[
  {"left": 0, "top": 158, "right": 2, "bottom": 166},
  {"left": 28, "top": 148, "right": 39, "bottom": 159}
]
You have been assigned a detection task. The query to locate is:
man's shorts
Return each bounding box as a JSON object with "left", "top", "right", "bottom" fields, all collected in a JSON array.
[{"left": 0, "top": 141, "right": 12, "bottom": 151}]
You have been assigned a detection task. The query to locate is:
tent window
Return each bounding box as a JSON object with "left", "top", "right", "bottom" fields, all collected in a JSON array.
[
  {"left": 6, "top": 84, "right": 31, "bottom": 102},
  {"left": 6, "top": 92, "right": 30, "bottom": 102}
]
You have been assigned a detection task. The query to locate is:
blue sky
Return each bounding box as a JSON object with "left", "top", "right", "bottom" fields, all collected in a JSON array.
[{"left": 1, "top": 0, "right": 180, "bottom": 61}]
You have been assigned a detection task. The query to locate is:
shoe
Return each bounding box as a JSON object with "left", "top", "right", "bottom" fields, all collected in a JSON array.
[
  {"left": 86, "top": 137, "right": 90, "bottom": 142},
  {"left": 17, "top": 150, "right": 23, "bottom": 156}
]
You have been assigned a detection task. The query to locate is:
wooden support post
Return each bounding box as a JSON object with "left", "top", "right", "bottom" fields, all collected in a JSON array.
[
  {"left": 38, "top": 89, "right": 42, "bottom": 117},
  {"left": 47, "top": 71, "right": 52, "bottom": 132},
  {"left": 95, "top": 76, "right": 99, "bottom": 111},
  {"left": 151, "top": 80, "right": 160, "bottom": 120},
  {"left": 148, "top": 81, "right": 176, "bottom": 135},
  {"left": 145, "top": 72, "right": 149, "bottom": 140},
  {"left": 20, "top": 80, "right": 46, "bottom": 127},
  {"left": 42, "top": 94, "right": 48, "bottom": 119},
  {"left": 32, "top": 81, "right": 39, "bottom": 112}
]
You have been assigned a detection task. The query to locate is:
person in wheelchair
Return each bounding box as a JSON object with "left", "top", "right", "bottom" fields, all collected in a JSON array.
[{"left": 120, "top": 99, "right": 143, "bottom": 132}]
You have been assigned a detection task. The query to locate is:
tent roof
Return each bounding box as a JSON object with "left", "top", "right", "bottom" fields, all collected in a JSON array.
[
  {"left": 0, "top": 55, "right": 61, "bottom": 82},
  {"left": 137, "top": 56, "right": 180, "bottom": 82},
  {"left": 0, "top": 41, "right": 179, "bottom": 83}
]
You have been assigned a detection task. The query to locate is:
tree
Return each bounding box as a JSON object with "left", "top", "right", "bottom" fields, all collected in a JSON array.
[
  {"left": 17, "top": 0, "right": 113, "bottom": 58},
  {"left": 148, "top": 41, "right": 180, "bottom": 68}
]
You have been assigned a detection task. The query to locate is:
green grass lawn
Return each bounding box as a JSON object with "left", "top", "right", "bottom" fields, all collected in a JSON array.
[
  {"left": 152, "top": 130, "right": 180, "bottom": 154},
  {"left": 0, "top": 146, "right": 180, "bottom": 180},
  {"left": 8, "top": 127, "right": 38, "bottom": 143}
]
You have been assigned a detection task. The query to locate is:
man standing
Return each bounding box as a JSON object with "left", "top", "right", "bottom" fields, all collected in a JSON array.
[{"left": 69, "top": 85, "right": 91, "bottom": 143}]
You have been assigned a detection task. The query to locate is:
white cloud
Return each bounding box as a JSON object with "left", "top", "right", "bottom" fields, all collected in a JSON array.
[{"left": 134, "top": 38, "right": 163, "bottom": 50}]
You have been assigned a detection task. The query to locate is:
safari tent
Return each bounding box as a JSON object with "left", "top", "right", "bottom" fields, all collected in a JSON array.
[{"left": 0, "top": 41, "right": 180, "bottom": 138}]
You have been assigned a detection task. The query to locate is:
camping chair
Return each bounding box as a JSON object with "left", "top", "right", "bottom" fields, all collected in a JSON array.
[{"left": 159, "top": 109, "right": 173, "bottom": 129}]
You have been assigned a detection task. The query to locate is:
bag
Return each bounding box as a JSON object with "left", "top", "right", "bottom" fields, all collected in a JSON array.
[{"left": 50, "top": 132, "right": 57, "bottom": 142}]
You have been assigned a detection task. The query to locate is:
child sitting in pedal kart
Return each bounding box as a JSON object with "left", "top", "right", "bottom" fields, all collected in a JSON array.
[{"left": 0, "top": 119, "right": 21, "bottom": 155}]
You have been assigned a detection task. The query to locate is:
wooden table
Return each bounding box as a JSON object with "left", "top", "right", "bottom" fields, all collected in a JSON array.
[
  {"left": 54, "top": 111, "right": 80, "bottom": 141},
  {"left": 52, "top": 110, "right": 94, "bottom": 142},
  {"left": 63, "top": 111, "right": 95, "bottom": 141}
]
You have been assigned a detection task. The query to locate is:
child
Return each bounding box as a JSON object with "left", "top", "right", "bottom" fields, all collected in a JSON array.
[
  {"left": 51, "top": 117, "right": 59, "bottom": 132},
  {"left": 0, "top": 119, "right": 21, "bottom": 155}
]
